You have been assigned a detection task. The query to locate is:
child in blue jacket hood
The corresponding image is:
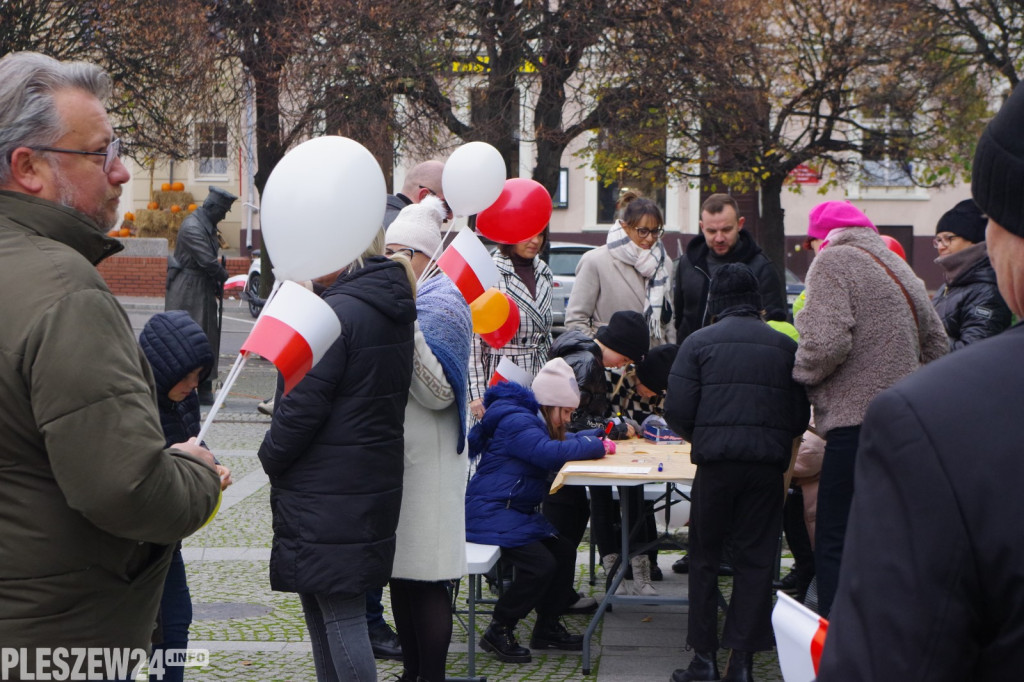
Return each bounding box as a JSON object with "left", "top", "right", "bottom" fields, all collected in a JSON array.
[{"left": 465, "top": 358, "right": 613, "bottom": 663}]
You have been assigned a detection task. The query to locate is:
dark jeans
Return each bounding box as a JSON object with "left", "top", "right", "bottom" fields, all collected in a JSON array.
[
  {"left": 151, "top": 548, "right": 191, "bottom": 682},
  {"left": 301, "top": 592, "right": 376, "bottom": 681},
  {"left": 814, "top": 424, "right": 861, "bottom": 618},
  {"left": 589, "top": 485, "right": 658, "bottom": 560},
  {"left": 542, "top": 485, "right": 590, "bottom": 604},
  {"left": 783, "top": 486, "right": 815, "bottom": 591},
  {"left": 494, "top": 536, "right": 577, "bottom": 626},
  {"left": 688, "top": 461, "right": 783, "bottom": 653},
  {"left": 364, "top": 587, "right": 385, "bottom": 630}
]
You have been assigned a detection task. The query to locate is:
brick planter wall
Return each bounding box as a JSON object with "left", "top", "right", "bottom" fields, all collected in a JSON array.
[{"left": 96, "top": 237, "right": 250, "bottom": 296}]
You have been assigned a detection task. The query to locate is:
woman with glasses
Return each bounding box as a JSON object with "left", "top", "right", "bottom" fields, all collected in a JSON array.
[
  {"left": 931, "top": 199, "right": 1012, "bottom": 349},
  {"left": 565, "top": 195, "right": 675, "bottom": 344}
]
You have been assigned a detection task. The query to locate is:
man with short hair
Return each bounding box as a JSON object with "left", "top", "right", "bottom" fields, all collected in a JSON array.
[
  {"left": 818, "top": 82, "right": 1024, "bottom": 681},
  {"left": 0, "top": 51, "right": 221, "bottom": 661},
  {"left": 673, "top": 193, "right": 787, "bottom": 341},
  {"left": 384, "top": 159, "right": 452, "bottom": 229}
]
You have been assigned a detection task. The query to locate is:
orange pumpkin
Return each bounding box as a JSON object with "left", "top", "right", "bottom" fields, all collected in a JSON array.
[
  {"left": 170, "top": 205, "right": 182, "bottom": 213},
  {"left": 187, "top": 203, "right": 198, "bottom": 211},
  {"left": 118, "top": 227, "right": 131, "bottom": 237},
  {"left": 124, "top": 211, "right": 135, "bottom": 222},
  {"left": 147, "top": 201, "right": 159, "bottom": 210},
  {"left": 171, "top": 181, "right": 185, "bottom": 192},
  {"left": 161, "top": 182, "right": 171, "bottom": 192},
  {"left": 107, "top": 229, "right": 119, "bottom": 237}
]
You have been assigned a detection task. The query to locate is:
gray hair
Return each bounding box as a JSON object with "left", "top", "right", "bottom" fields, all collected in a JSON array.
[{"left": 0, "top": 52, "right": 111, "bottom": 185}]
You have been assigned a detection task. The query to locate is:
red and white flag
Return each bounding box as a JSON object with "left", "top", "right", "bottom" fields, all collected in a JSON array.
[
  {"left": 240, "top": 280, "right": 341, "bottom": 396},
  {"left": 772, "top": 591, "right": 829, "bottom": 682},
  {"left": 436, "top": 229, "right": 499, "bottom": 304},
  {"left": 488, "top": 357, "right": 533, "bottom": 388}
]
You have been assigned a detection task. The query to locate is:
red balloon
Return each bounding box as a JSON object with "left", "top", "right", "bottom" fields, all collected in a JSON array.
[
  {"left": 480, "top": 293, "right": 520, "bottom": 349},
  {"left": 476, "top": 178, "right": 553, "bottom": 244},
  {"left": 880, "top": 234, "right": 906, "bottom": 260}
]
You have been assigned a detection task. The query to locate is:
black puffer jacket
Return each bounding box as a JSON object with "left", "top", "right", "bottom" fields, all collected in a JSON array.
[
  {"left": 139, "top": 310, "right": 213, "bottom": 447},
  {"left": 549, "top": 330, "right": 629, "bottom": 437},
  {"left": 931, "top": 252, "right": 1011, "bottom": 350},
  {"left": 663, "top": 306, "right": 809, "bottom": 468},
  {"left": 673, "top": 231, "right": 787, "bottom": 341},
  {"left": 258, "top": 257, "right": 416, "bottom": 597}
]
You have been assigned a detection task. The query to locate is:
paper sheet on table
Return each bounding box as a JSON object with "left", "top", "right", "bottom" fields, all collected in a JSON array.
[{"left": 562, "top": 464, "right": 653, "bottom": 474}]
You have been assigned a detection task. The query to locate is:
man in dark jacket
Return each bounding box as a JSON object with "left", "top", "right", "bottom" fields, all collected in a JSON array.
[
  {"left": 383, "top": 159, "right": 450, "bottom": 228},
  {"left": 817, "top": 70, "right": 1024, "bottom": 682},
  {"left": 664, "top": 263, "right": 809, "bottom": 682},
  {"left": 165, "top": 186, "right": 237, "bottom": 404},
  {"left": 931, "top": 198, "right": 1011, "bottom": 349},
  {"left": 673, "top": 193, "right": 787, "bottom": 341},
  {"left": 0, "top": 52, "right": 221, "bottom": 666}
]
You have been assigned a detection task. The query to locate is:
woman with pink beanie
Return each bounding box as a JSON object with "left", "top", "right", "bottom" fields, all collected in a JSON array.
[{"left": 793, "top": 200, "right": 947, "bottom": 617}]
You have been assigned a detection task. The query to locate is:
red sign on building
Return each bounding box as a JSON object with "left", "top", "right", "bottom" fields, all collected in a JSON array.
[{"left": 789, "top": 164, "right": 821, "bottom": 184}]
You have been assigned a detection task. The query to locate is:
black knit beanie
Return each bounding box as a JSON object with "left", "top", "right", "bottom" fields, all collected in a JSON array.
[
  {"left": 936, "top": 199, "right": 987, "bottom": 244},
  {"left": 596, "top": 310, "right": 649, "bottom": 363},
  {"left": 972, "top": 85, "right": 1024, "bottom": 237},
  {"left": 706, "top": 263, "right": 762, "bottom": 320},
  {"left": 635, "top": 343, "right": 679, "bottom": 394}
]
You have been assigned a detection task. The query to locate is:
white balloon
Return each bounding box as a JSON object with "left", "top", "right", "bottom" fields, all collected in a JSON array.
[
  {"left": 442, "top": 141, "right": 507, "bottom": 217},
  {"left": 261, "top": 136, "right": 386, "bottom": 282}
]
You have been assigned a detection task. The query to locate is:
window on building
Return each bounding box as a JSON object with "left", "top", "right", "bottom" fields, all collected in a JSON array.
[
  {"left": 861, "top": 125, "right": 913, "bottom": 187},
  {"left": 196, "top": 122, "right": 229, "bottom": 177}
]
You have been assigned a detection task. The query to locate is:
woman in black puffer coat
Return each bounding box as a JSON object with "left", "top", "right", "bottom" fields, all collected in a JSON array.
[{"left": 258, "top": 231, "right": 416, "bottom": 682}]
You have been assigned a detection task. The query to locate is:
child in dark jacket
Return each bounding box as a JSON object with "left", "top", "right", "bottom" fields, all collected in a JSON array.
[
  {"left": 139, "top": 311, "right": 232, "bottom": 682},
  {"left": 664, "top": 264, "right": 809, "bottom": 682},
  {"left": 466, "top": 358, "right": 613, "bottom": 663}
]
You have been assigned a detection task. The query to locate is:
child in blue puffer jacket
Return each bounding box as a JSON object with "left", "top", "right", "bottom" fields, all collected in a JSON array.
[{"left": 465, "top": 358, "right": 614, "bottom": 664}]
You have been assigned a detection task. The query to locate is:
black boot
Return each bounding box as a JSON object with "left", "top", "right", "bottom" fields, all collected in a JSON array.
[
  {"left": 721, "top": 650, "right": 754, "bottom": 682},
  {"left": 480, "top": 620, "right": 531, "bottom": 663},
  {"left": 670, "top": 649, "right": 720, "bottom": 681},
  {"left": 368, "top": 622, "right": 403, "bottom": 661},
  {"left": 530, "top": 617, "right": 584, "bottom": 651}
]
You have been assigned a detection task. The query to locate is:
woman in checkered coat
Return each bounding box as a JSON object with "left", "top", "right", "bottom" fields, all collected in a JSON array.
[{"left": 468, "top": 231, "right": 553, "bottom": 420}]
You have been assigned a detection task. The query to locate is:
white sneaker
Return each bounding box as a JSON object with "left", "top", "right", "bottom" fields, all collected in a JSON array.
[{"left": 257, "top": 397, "right": 274, "bottom": 416}]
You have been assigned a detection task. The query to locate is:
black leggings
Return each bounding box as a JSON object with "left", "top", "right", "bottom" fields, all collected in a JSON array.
[{"left": 389, "top": 579, "right": 453, "bottom": 682}]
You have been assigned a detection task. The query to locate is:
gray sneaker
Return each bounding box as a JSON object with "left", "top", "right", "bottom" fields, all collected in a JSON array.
[{"left": 257, "top": 397, "right": 274, "bottom": 416}]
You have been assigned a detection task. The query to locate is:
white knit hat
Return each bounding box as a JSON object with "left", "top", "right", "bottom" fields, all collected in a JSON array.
[
  {"left": 532, "top": 358, "right": 581, "bottom": 408},
  {"left": 384, "top": 195, "right": 446, "bottom": 256}
]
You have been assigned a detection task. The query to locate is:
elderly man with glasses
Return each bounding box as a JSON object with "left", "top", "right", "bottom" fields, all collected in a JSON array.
[
  {"left": 0, "top": 51, "right": 221, "bottom": 668},
  {"left": 931, "top": 198, "right": 1012, "bottom": 349}
]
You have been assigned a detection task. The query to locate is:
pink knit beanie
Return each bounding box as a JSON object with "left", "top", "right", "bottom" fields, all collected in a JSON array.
[
  {"left": 807, "top": 201, "right": 877, "bottom": 240},
  {"left": 532, "top": 358, "right": 580, "bottom": 408}
]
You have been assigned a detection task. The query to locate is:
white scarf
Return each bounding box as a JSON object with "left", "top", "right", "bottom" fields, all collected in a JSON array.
[{"left": 607, "top": 220, "right": 670, "bottom": 340}]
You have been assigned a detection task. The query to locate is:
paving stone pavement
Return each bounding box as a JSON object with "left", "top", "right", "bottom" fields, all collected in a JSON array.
[{"left": 117, "top": 298, "right": 792, "bottom": 682}]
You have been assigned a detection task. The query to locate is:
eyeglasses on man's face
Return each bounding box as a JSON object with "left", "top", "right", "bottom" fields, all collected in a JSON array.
[
  {"left": 385, "top": 247, "right": 424, "bottom": 260},
  {"left": 418, "top": 185, "right": 453, "bottom": 221},
  {"left": 31, "top": 137, "right": 124, "bottom": 174},
  {"left": 933, "top": 233, "right": 962, "bottom": 248}
]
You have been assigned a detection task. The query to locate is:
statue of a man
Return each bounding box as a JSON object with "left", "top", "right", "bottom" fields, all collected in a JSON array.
[{"left": 165, "top": 186, "right": 237, "bottom": 404}]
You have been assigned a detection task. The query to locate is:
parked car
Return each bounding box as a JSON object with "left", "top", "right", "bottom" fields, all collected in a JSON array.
[
  {"left": 547, "top": 242, "right": 596, "bottom": 334},
  {"left": 785, "top": 267, "right": 805, "bottom": 311}
]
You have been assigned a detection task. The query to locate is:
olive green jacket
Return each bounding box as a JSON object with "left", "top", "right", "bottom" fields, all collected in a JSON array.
[{"left": 0, "top": 190, "right": 221, "bottom": 652}]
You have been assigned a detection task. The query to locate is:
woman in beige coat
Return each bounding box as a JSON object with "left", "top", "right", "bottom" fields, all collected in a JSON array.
[{"left": 565, "top": 196, "right": 675, "bottom": 345}]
